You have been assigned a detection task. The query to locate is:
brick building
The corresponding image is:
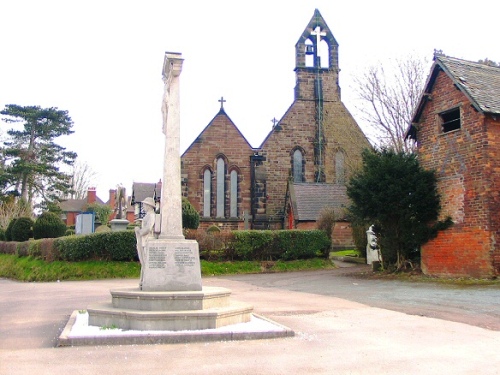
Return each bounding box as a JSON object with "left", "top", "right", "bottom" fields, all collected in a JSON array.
[
  {"left": 181, "top": 9, "right": 370, "bottom": 239},
  {"left": 407, "top": 55, "right": 500, "bottom": 278}
]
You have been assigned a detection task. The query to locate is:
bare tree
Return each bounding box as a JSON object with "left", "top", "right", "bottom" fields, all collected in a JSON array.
[
  {"left": 70, "top": 160, "right": 98, "bottom": 199},
  {"left": 0, "top": 198, "right": 33, "bottom": 230},
  {"left": 353, "top": 54, "right": 429, "bottom": 153}
]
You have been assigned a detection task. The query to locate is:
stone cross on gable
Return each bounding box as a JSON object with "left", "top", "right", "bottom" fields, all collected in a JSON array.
[
  {"left": 311, "top": 25, "right": 326, "bottom": 68},
  {"left": 311, "top": 25, "right": 326, "bottom": 47},
  {"left": 271, "top": 117, "right": 278, "bottom": 127},
  {"left": 218, "top": 96, "right": 226, "bottom": 110}
]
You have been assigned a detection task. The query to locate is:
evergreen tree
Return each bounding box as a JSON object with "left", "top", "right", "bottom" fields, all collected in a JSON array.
[
  {"left": 347, "top": 149, "right": 452, "bottom": 269},
  {"left": 0, "top": 105, "right": 77, "bottom": 208}
]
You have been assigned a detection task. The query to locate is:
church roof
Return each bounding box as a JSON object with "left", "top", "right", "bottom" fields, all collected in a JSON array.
[{"left": 289, "top": 183, "right": 348, "bottom": 221}]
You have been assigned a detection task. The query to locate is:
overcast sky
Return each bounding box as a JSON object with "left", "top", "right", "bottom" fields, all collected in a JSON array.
[{"left": 1, "top": 0, "right": 499, "bottom": 200}]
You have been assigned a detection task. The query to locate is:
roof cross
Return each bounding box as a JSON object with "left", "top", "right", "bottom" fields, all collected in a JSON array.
[{"left": 218, "top": 96, "right": 226, "bottom": 110}]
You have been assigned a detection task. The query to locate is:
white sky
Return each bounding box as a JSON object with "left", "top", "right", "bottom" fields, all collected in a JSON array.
[{"left": 1, "top": 0, "right": 499, "bottom": 200}]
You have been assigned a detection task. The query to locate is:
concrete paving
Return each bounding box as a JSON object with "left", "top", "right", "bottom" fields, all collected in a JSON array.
[{"left": 1, "top": 268, "right": 499, "bottom": 375}]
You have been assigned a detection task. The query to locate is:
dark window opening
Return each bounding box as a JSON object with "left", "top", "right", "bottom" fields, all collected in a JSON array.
[{"left": 440, "top": 108, "right": 461, "bottom": 133}]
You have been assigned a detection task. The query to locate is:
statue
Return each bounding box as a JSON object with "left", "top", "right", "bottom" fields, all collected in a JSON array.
[
  {"left": 366, "top": 225, "right": 381, "bottom": 265},
  {"left": 114, "top": 185, "right": 127, "bottom": 220},
  {"left": 135, "top": 197, "right": 156, "bottom": 289}
]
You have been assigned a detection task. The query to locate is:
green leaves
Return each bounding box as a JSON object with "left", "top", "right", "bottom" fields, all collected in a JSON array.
[
  {"left": 347, "top": 148, "right": 451, "bottom": 268},
  {"left": 0, "top": 104, "right": 77, "bottom": 208}
]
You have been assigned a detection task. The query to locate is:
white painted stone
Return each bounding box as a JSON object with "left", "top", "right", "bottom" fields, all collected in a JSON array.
[{"left": 141, "top": 239, "right": 202, "bottom": 291}]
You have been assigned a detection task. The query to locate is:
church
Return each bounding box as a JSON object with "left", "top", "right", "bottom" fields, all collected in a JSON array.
[{"left": 181, "top": 9, "right": 370, "bottom": 245}]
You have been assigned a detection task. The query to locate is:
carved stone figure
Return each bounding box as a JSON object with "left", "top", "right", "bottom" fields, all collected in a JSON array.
[
  {"left": 114, "top": 185, "right": 127, "bottom": 220},
  {"left": 135, "top": 197, "right": 156, "bottom": 288},
  {"left": 366, "top": 225, "right": 381, "bottom": 265}
]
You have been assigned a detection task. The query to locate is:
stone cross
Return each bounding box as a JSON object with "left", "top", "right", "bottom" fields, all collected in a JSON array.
[
  {"left": 218, "top": 96, "right": 226, "bottom": 110},
  {"left": 160, "top": 52, "right": 184, "bottom": 240},
  {"left": 311, "top": 25, "right": 326, "bottom": 67},
  {"left": 271, "top": 117, "right": 278, "bottom": 127}
]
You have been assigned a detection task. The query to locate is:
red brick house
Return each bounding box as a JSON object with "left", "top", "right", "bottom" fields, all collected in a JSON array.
[
  {"left": 407, "top": 55, "right": 500, "bottom": 278},
  {"left": 181, "top": 9, "right": 370, "bottom": 240},
  {"left": 60, "top": 187, "right": 134, "bottom": 226}
]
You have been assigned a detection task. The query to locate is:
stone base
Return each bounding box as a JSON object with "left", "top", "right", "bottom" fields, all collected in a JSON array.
[
  {"left": 109, "top": 219, "right": 129, "bottom": 232},
  {"left": 87, "top": 286, "right": 252, "bottom": 331},
  {"left": 142, "top": 238, "right": 202, "bottom": 291}
]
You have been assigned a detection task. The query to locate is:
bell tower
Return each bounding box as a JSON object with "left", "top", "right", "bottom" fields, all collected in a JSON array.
[
  {"left": 294, "top": 9, "right": 340, "bottom": 101},
  {"left": 294, "top": 9, "right": 340, "bottom": 182}
]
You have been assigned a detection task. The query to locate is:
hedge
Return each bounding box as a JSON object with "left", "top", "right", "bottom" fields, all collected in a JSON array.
[{"left": 0, "top": 229, "right": 329, "bottom": 262}]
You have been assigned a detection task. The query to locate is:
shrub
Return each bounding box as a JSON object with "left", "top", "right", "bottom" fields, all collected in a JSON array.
[
  {"left": 33, "top": 212, "right": 67, "bottom": 239},
  {"left": 5, "top": 218, "right": 17, "bottom": 241},
  {"left": 316, "top": 207, "right": 336, "bottom": 257},
  {"left": 276, "top": 230, "right": 330, "bottom": 260},
  {"left": 11, "top": 217, "right": 34, "bottom": 242},
  {"left": 65, "top": 229, "right": 75, "bottom": 236},
  {"left": 182, "top": 198, "right": 200, "bottom": 229},
  {"left": 55, "top": 230, "right": 137, "bottom": 261},
  {"left": 351, "top": 222, "right": 368, "bottom": 258},
  {"left": 0, "top": 228, "right": 5, "bottom": 241}
]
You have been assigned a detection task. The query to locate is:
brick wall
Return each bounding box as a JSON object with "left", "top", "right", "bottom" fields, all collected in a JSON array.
[{"left": 416, "top": 69, "right": 497, "bottom": 277}]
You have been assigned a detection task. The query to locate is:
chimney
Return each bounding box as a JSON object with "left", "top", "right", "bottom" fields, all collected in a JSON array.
[
  {"left": 87, "top": 187, "right": 97, "bottom": 204},
  {"left": 109, "top": 189, "right": 116, "bottom": 209}
]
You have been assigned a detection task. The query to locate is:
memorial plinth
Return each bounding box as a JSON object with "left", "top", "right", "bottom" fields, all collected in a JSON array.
[{"left": 142, "top": 239, "right": 202, "bottom": 291}]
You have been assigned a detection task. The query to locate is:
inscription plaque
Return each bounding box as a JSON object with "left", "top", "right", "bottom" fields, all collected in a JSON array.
[{"left": 149, "top": 245, "right": 167, "bottom": 269}]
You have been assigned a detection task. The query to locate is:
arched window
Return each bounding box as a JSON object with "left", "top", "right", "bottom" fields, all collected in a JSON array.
[
  {"left": 305, "top": 39, "right": 314, "bottom": 67},
  {"left": 293, "top": 149, "right": 304, "bottom": 183},
  {"left": 319, "top": 39, "right": 330, "bottom": 68},
  {"left": 335, "top": 151, "right": 345, "bottom": 184},
  {"left": 216, "top": 157, "right": 225, "bottom": 217},
  {"left": 230, "top": 170, "right": 238, "bottom": 217},
  {"left": 203, "top": 169, "right": 211, "bottom": 217}
]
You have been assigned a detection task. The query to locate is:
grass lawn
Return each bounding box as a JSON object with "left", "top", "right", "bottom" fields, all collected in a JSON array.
[{"left": 0, "top": 254, "right": 335, "bottom": 282}]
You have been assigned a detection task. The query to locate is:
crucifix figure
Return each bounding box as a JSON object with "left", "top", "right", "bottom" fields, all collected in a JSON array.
[
  {"left": 311, "top": 25, "right": 326, "bottom": 68},
  {"left": 218, "top": 96, "right": 226, "bottom": 110}
]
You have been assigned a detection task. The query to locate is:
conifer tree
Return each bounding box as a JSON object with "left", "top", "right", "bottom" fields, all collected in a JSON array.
[
  {"left": 1, "top": 104, "right": 77, "bottom": 208},
  {"left": 347, "top": 149, "right": 452, "bottom": 269}
]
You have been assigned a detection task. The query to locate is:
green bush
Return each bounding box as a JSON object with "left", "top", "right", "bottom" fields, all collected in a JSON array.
[
  {"left": 33, "top": 211, "right": 67, "bottom": 239},
  {"left": 276, "top": 230, "right": 330, "bottom": 260},
  {"left": 0, "top": 229, "right": 5, "bottom": 241},
  {"left": 55, "top": 230, "right": 137, "bottom": 262},
  {"left": 11, "top": 217, "right": 34, "bottom": 242},
  {"left": 65, "top": 229, "right": 76, "bottom": 236},
  {"left": 182, "top": 198, "right": 200, "bottom": 229},
  {"left": 5, "top": 218, "right": 17, "bottom": 241}
]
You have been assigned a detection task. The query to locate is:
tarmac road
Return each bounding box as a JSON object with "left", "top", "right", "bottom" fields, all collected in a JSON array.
[{"left": 0, "top": 267, "right": 499, "bottom": 374}]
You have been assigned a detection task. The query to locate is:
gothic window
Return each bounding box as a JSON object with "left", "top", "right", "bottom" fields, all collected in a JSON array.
[
  {"left": 305, "top": 39, "right": 314, "bottom": 67},
  {"left": 203, "top": 169, "right": 211, "bottom": 217},
  {"left": 230, "top": 170, "right": 238, "bottom": 217},
  {"left": 335, "top": 151, "right": 345, "bottom": 184},
  {"left": 293, "top": 149, "right": 304, "bottom": 183},
  {"left": 216, "top": 157, "right": 225, "bottom": 217},
  {"left": 319, "top": 39, "right": 329, "bottom": 68}
]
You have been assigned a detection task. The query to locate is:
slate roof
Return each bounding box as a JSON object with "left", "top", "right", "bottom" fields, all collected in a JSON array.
[
  {"left": 436, "top": 56, "right": 500, "bottom": 114},
  {"left": 131, "top": 182, "right": 161, "bottom": 204},
  {"left": 59, "top": 197, "right": 105, "bottom": 213},
  {"left": 290, "top": 183, "right": 349, "bottom": 221}
]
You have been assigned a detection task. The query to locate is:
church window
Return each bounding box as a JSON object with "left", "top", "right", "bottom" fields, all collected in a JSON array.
[
  {"left": 335, "top": 151, "right": 345, "bottom": 184},
  {"left": 216, "top": 157, "right": 225, "bottom": 217},
  {"left": 203, "top": 169, "right": 211, "bottom": 217},
  {"left": 230, "top": 170, "right": 238, "bottom": 217},
  {"left": 440, "top": 107, "right": 461, "bottom": 133},
  {"left": 293, "top": 149, "right": 304, "bottom": 182}
]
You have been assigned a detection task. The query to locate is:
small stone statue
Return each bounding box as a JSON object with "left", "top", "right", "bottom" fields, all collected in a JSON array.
[
  {"left": 114, "top": 185, "right": 127, "bottom": 220},
  {"left": 135, "top": 197, "right": 156, "bottom": 289},
  {"left": 366, "top": 225, "right": 381, "bottom": 265},
  {"left": 161, "top": 62, "right": 173, "bottom": 135}
]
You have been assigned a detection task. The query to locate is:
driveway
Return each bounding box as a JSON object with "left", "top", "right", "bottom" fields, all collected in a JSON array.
[{"left": 0, "top": 267, "right": 499, "bottom": 375}]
